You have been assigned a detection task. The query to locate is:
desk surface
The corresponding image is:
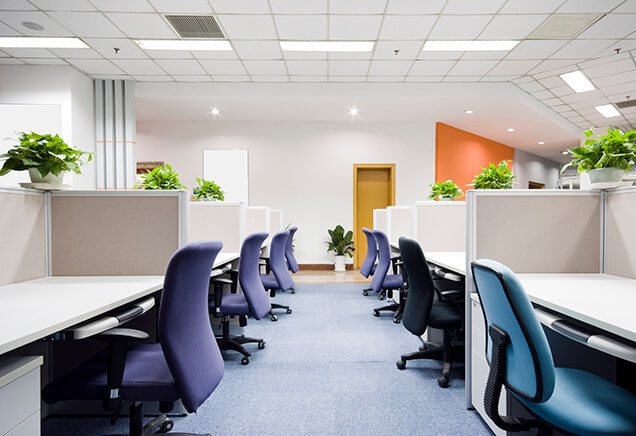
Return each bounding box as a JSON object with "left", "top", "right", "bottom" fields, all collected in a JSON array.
[{"left": 426, "top": 251, "right": 466, "bottom": 275}]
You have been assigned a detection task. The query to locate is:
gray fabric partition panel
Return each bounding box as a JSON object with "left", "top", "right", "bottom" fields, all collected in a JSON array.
[
  {"left": 50, "top": 195, "right": 179, "bottom": 276},
  {"left": 605, "top": 189, "right": 636, "bottom": 279}
]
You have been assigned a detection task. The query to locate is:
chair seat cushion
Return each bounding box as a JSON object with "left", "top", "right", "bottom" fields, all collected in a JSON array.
[
  {"left": 383, "top": 274, "right": 403, "bottom": 289},
  {"left": 42, "top": 343, "right": 179, "bottom": 405},
  {"left": 428, "top": 302, "right": 463, "bottom": 329},
  {"left": 219, "top": 293, "right": 249, "bottom": 316},
  {"left": 261, "top": 274, "right": 279, "bottom": 290},
  {"left": 519, "top": 367, "right": 636, "bottom": 435}
]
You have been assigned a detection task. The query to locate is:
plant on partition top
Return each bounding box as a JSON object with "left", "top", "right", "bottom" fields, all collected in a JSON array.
[
  {"left": 428, "top": 180, "right": 463, "bottom": 200},
  {"left": 136, "top": 164, "right": 186, "bottom": 190},
  {"left": 560, "top": 127, "right": 636, "bottom": 174},
  {"left": 472, "top": 160, "right": 515, "bottom": 190},
  {"left": 326, "top": 225, "right": 355, "bottom": 257},
  {"left": 0, "top": 132, "right": 92, "bottom": 178},
  {"left": 193, "top": 177, "right": 225, "bottom": 201}
]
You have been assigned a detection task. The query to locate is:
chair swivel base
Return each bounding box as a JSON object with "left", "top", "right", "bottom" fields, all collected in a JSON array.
[
  {"left": 396, "top": 339, "right": 454, "bottom": 388},
  {"left": 216, "top": 335, "right": 265, "bottom": 365},
  {"left": 362, "top": 287, "right": 372, "bottom": 296},
  {"left": 373, "top": 302, "right": 404, "bottom": 323},
  {"left": 269, "top": 303, "right": 292, "bottom": 321},
  {"left": 126, "top": 402, "right": 210, "bottom": 436}
]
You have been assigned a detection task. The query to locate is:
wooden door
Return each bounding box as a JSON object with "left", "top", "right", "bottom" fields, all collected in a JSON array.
[{"left": 353, "top": 164, "right": 395, "bottom": 268}]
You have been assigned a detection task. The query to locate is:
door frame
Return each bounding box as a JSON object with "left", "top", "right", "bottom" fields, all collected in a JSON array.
[{"left": 353, "top": 164, "right": 396, "bottom": 268}]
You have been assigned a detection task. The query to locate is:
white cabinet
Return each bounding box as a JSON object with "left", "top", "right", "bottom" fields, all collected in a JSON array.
[{"left": 0, "top": 356, "right": 43, "bottom": 436}]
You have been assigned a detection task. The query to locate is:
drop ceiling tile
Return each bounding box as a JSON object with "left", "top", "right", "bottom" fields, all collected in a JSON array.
[
  {"left": 270, "top": 0, "right": 327, "bottom": 14},
  {"left": 499, "top": 0, "right": 563, "bottom": 14},
  {"left": 0, "top": 58, "right": 25, "bottom": 64},
  {"left": 147, "top": 50, "right": 195, "bottom": 59},
  {"left": 577, "top": 14, "right": 636, "bottom": 39},
  {"left": 232, "top": 41, "right": 282, "bottom": 60},
  {"left": 155, "top": 59, "right": 206, "bottom": 75},
  {"left": 0, "top": 0, "right": 36, "bottom": 10},
  {"left": 557, "top": 0, "right": 623, "bottom": 13},
  {"left": 328, "top": 60, "right": 370, "bottom": 75},
  {"left": 443, "top": 0, "right": 505, "bottom": 14},
  {"left": 217, "top": 15, "right": 277, "bottom": 39},
  {"left": 199, "top": 59, "right": 247, "bottom": 75},
  {"left": 170, "top": 75, "right": 212, "bottom": 81},
  {"left": 23, "top": 58, "right": 69, "bottom": 65},
  {"left": 242, "top": 60, "right": 287, "bottom": 75},
  {"left": 489, "top": 60, "right": 540, "bottom": 75},
  {"left": 600, "top": 81, "right": 636, "bottom": 96},
  {"left": 367, "top": 75, "right": 405, "bottom": 81},
  {"left": 518, "top": 80, "right": 545, "bottom": 92},
  {"left": 285, "top": 51, "right": 327, "bottom": 60},
  {"left": 560, "top": 90, "right": 604, "bottom": 104},
  {"left": 112, "top": 59, "right": 165, "bottom": 75},
  {"left": 209, "top": 0, "right": 270, "bottom": 13},
  {"left": 49, "top": 48, "right": 103, "bottom": 58},
  {"left": 368, "top": 60, "right": 412, "bottom": 75},
  {"left": 550, "top": 39, "right": 618, "bottom": 59},
  {"left": 3, "top": 48, "right": 56, "bottom": 58},
  {"left": 405, "top": 76, "right": 445, "bottom": 81},
  {"left": 538, "top": 76, "right": 565, "bottom": 88},
  {"left": 379, "top": 15, "right": 436, "bottom": 39},
  {"left": 0, "top": 49, "right": 7, "bottom": 57},
  {"left": 594, "top": 71, "right": 636, "bottom": 89},
  {"left": 329, "top": 15, "right": 383, "bottom": 40},
  {"left": 329, "top": 75, "right": 366, "bottom": 81},
  {"left": 583, "top": 58, "right": 634, "bottom": 78},
  {"left": 373, "top": 40, "right": 423, "bottom": 59},
  {"left": 409, "top": 60, "right": 455, "bottom": 75},
  {"left": 428, "top": 15, "right": 492, "bottom": 40},
  {"left": 577, "top": 51, "right": 630, "bottom": 68},
  {"left": 90, "top": 0, "right": 154, "bottom": 12},
  {"left": 275, "top": 15, "right": 327, "bottom": 39},
  {"left": 67, "top": 58, "right": 124, "bottom": 74},
  {"left": 31, "top": 0, "right": 96, "bottom": 10},
  {"left": 0, "top": 21, "right": 21, "bottom": 36},
  {"left": 213, "top": 75, "right": 251, "bottom": 81},
  {"left": 601, "top": 39, "right": 636, "bottom": 55},
  {"left": 550, "top": 85, "right": 574, "bottom": 97},
  {"left": 251, "top": 75, "right": 289, "bottom": 81},
  {"left": 512, "top": 76, "right": 534, "bottom": 84},
  {"left": 533, "top": 89, "right": 556, "bottom": 99},
  {"left": 447, "top": 60, "right": 498, "bottom": 75},
  {"left": 290, "top": 75, "right": 327, "bottom": 81},
  {"left": 286, "top": 60, "right": 327, "bottom": 75},
  {"left": 529, "top": 59, "right": 582, "bottom": 74},
  {"left": 328, "top": 51, "right": 372, "bottom": 60},
  {"left": 418, "top": 51, "right": 463, "bottom": 60},
  {"left": 132, "top": 75, "right": 174, "bottom": 81},
  {"left": 461, "top": 51, "right": 508, "bottom": 60},
  {"left": 191, "top": 50, "right": 238, "bottom": 60},
  {"left": 386, "top": 0, "right": 446, "bottom": 14},
  {"left": 329, "top": 0, "right": 387, "bottom": 14},
  {"left": 0, "top": 11, "right": 73, "bottom": 36},
  {"left": 105, "top": 13, "right": 177, "bottom": 38},
  {"left": 506, "top": 40, "right": 567, "bottom": 59},
  {"left": 614, "top": 1, "right": 636, "bottom": 13},
  {"left": 443, "top": 76, "right": 482, "bottom": 82},
  {"left": 85, "top": 38, "right": 149, "bottom": 59},
  {"left": 148, "top": 0, "right": 213, "bottom": 13},
  {"left": 48, "top": 12, "right": 124, "bottom": 37},
  {"left": 481, "top": 75, "right": 519, "bottom": 81},
  {"left": 478, "top": 14, "right": 548, "bottom": 39}
]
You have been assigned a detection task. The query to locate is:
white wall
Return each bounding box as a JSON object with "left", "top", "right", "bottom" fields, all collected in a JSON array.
[
  {"left": 513, "top": 148, "right": 560, "bottom": 189},
  {"left": 137, "top": 121, "right": 435, "bottom": 264}
]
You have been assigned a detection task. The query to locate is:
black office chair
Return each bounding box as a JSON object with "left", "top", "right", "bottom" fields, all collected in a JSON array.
[{"left": 395, "top": 237, "right": 463, "bottom": 388}]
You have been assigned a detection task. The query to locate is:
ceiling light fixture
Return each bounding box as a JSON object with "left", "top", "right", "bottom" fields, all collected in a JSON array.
[
  {"left": 135, "top": 39, "right": 232, "bottom": 51},
  {"left": 349, "top": 107, "right": 359, "bottom": 116},
  {"left": 559, "top": 70, "right": 595, "bottom": 93},
  {"left": 280, "top": 41, "right": 374, "bottom": 52},
  {"left": 0, "top": 37, "right": 88, "bottom": 48},
  {"left": 210, "top": 107, "right": 220, "bottom": 116},
  {"left": 507, "top": 128, "right": 515, "bottom": 132},
  {"left": 594, "top": 104, "right": 620, "bottom": 118},
  {"left": 538, "top": 141, "right": 545, "bottom": 145},
  {"left": 464, "top": 109, "right": 475, "bottom": 114},
  {"left": 422, "top": 40, "right": 519, "bottom": 51}
]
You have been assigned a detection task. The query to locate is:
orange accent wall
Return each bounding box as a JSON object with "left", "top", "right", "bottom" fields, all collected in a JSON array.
[{"left": 435, "top": 122, "right": 514, "bottom": 198}]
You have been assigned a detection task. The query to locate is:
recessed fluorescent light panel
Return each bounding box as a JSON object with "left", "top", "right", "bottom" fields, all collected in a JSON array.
[
  {"left": 595, "top": 104, "right": 620, "bottom": 118},
  {"left": 423, "top": 40, "right": 519, "bottom": 51},
  {"left": 135, "top": 39, "right": 232, "bottom": 51},
  {"left": 559, "top": 70, "right": 595, "bottom": 93},
  {"left": 349, "top": 107, "right": 359, "bottom": 116},
  {"left": 0, "top": 37, "right": 87, "bottom": 48},
  {"left": 280, "top": 41, "right": 374, "bottom": 52}
]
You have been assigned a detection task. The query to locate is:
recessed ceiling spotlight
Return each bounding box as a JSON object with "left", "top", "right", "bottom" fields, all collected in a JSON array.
[
  {"left": 595, "top": 104, "right": 620, "bottom": 118},
  {"left": 349, "top": 107, "right": 359, "bottom": 116},
  {"left": 561, "top": 150, "right": 569, "bottom": 155},
  {"left": 0, "top": 37, "right": 88, "bottom": 48},
  {"left": 22, "top": 21, "right": 44, "bottom": 31},
  {"left": 538, "top": 141, "right": 545, "bottom": 145},
  {"left": 210, "top": 107, "right": 220, "bottom": 116},
  {"left": 507, "top": 128, "right": 515, "bottom": 132},
  {"left": 464, "top": 109, "right": 475, "bottom": 114},
  {"left": 559, "top": 70, "right": 595, "bottom": 93}
]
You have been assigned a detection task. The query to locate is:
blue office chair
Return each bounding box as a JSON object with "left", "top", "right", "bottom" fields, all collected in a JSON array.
[
  {"left": 360, "top": 227, "right": 377, "bottom": 297},
  {"left": 261, "top": 231, "right": 294, "bottom": 321},
  {"left": 213, "top": 232, "right": 272, "bottom": 365},
  {"left": 371, "top": 230, "right": 406, "bottom": 323},
  {"left": 43, "top": 241, "right": 225, "bottom": 436},
  {"left": 471, "top": 259, "right": 636, "bottom": 435},
  {"left": 285, "top": 226, "right": 300, "bottom": 274}
]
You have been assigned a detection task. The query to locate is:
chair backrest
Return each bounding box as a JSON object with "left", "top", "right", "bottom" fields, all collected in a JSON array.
[
  {"left": 360, "top": 228, "right": 377, "bottom": 278},
  {"left": 158, "top": 241, "right": 225, "bottom": 413},
  {"left": 239, "top": 232, "right": 272, "bottom": 320},
  {"left": 370, "top": 230, "right": 391, "bottom": 292},
  {"left": 399, "top": 237, "right": 436, "bottom": 336},
  {"left": 285, "top": 226, "right": 299, "bottom": 273},
  {"left": 471, "top": 259, "right": 555, "bottom": 403},
  {"left": 270, "top": 230, "right": 295, "bottom": 291}
]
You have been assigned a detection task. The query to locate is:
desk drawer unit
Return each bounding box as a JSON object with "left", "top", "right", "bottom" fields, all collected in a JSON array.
[{"left": 0, "top": 357, "right": 43, "bottom": 436}]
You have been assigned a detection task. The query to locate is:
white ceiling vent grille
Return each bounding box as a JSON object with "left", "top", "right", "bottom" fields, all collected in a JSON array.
[
  {"left": 164, "top": 15, "right": 225, "bottom": 38},
  {"left": 528, "top": 14, "right": 603, "bottom": 39}
]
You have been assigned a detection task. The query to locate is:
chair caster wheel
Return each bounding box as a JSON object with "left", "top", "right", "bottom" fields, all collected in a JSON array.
[
  {"left": 286, "top": 308, "right": 292, "bottom": 314},
  {"left": 396, "top": 360, "right": 406, "bottom": 370},
  {"left": 393, "top": 317, "right": 401, "bottom": 324},
  {"left": 437, "top": 377, "right": 449, "bottom": 388},
  {"left": 258, "top": 341, "right": 266, "bottom": 349},
  {"left": 378, "top": 294, "right": 384, "bottom": 301},
  {"left": 362, "top": 291, "right": 368, "bottom": 296},
  {"left": 158, "top": 419, "right": 174, "bottom": 433},
  {"left": 373, "top": 310, "right": 380, "bottom": 317},
  {"left": 270, "top": 315, "right": 278, "bottom": 322},
  {"left": 241, "top": 357, "right": 250, "bottom": 365},
  {"left": 291, "top": 289, "right": 296, "bottom": 294}
]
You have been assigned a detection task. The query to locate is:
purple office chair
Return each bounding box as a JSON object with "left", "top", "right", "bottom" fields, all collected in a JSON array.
[
  {"left": 213, "top": 232, "right": 272, "bottom": 365},
  {"left": 360, "top": 227, "right": 377, "bottom": 296},
  {"left": 261, "top": 231, "right": 294, "bottom": 321},
  {"left": 371, "top": 230, "right": 406, "bottom": 323},
  {"left": 42, "top": 241, "right": 225, "bottom": 436},
  {"left": 285, "top": 226, "right": 300, "bottom": 274}
]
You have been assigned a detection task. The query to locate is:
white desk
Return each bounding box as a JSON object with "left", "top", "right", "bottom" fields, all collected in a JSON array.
[{"left": 426, "top": 251, "right": 466, "bottom": 275}]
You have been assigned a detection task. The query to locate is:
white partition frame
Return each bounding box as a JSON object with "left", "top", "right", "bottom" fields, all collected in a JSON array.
[
  {"left": 411, "top": 201, "right": 466, "bottom": 252},
  {"left": 189, "top": 202, "right": 244, "bottom": 253},
  {"left": 269, "top": 209, "right": 284, "bottom": 235},
  {"left": 244, "top": 206, "right": 271, "bottom": 237},
  {"left": 386, "top": 206, "right": 412, "bottom": 246},
  {"left": 604, "top": 186, "right": 636, "bottom": 278},
  {"left": 373, "top": 209, "right": 387, "bottom": 233}
]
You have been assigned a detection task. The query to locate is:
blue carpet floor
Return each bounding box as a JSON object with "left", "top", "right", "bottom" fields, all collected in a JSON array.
[{"left": 42, "top": 283, "right": 490, "bottom": 435}]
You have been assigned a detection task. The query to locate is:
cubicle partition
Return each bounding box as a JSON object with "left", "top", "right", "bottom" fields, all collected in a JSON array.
[
  {"left": 189, "top": 202, "right": 244, "bottom": 253},
  {"left": 373, "top": 209, "right": 387, "bottom": 233},
  {"left": 605, "top": 187, "right": 636, "bottom": 279},
  {"left": 411, "top": 201, "right": 465, "bottom": 252},
  {"left": 386, "top": 206, "right": 411, "bottom": 245},
  {"left": 269, "top": 209, "right": 284, "bottom": 235},
  {"left": 244, "top": 206, "right": 270, "bottom": 236}
]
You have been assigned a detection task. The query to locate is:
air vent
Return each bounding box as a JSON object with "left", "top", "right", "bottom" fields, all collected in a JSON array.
[
  {"left": 615, "top": 100, "right": 636, "bottom": 109},
  {"left": 528, "top": 14, "right": 603, "bottom": 39},
  {"left": 164, "top": 15, "right": 225, "bottom": 39}
]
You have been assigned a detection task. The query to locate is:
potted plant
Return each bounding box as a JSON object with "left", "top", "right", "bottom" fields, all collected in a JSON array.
[
  {"left": 326, "top": 225, "right": 354, "bottom": 272},
  {"left": 136, "top": 164, "right": 186, "bottom": 190},
  {"left": 193, "top": 177, "right": 224, "bottom": 201},
  {"left": 472, "top": 160, "right": 515, "bottom": 190},
  {"left": 561, "top": 127, "right": 636, "bottom": 187},
  {"left": 0, "top": 132, "right": 92, "bottom": 188},
  {"left": 428, "top": 180, "right": 463, "bottom": 201}
]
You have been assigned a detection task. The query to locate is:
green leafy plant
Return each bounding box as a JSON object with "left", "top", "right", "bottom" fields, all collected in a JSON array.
[
  {"left": 561, "top": 127, "right": 636, "bottom": 174},
  {"left": 326, "top": 225, "right": 355, "bottom": 257},
  {"left": 0, "top": 132, "right": 92, "bottom": 178},
  {"left": 193, "top": 177, "right": 224, "bottom": 201},
  {"left": 136, "top": 164, "right": 185, "bottom": 190},
  {"left": 472, "top": 160, "right": 515, "bottom": 190},
  {"left": 428, "top": 180, "right": 463, "bottom": 200}
]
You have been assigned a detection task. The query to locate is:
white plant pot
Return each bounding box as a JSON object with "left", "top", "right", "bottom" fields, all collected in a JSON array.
[
  {"left": 334, "top": 255, "right": 347, "bottom": 272},
  {"left": 587, "top": 168, "right": 625, "bottom": 187},
  {"left": 28, "top": 168, "right": 66, "bottom": 185},
  {"left": 437, "top": 196, "right": 453, "bottom": 201}
]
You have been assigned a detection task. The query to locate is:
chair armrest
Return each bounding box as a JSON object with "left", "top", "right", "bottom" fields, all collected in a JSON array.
[{"left": 437, "top": 289, "right": 464, "bottom": 303}]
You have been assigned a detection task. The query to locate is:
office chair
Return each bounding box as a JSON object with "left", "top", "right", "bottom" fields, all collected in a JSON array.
[
  {"left": 261, "top": 230, "right": 294, "bottom": 321},
  {"left": 395, "top": 237, "right": 463, "bottom": 388},
  {"left": 42, "top": 241, "right": 226, "bottom": 436},
  {"left": 212, "top": 232, "right": 272, "bottom": 365},
  {"left": 370, "top": 230, "right": 406, "bottom": 323},
  {"left": 360, "top": 227, "right": 377, "bottom": 297},
  {"left": 471, "top": 259, "right": 636, "bottom": 435},
  {"left": 285, "top": 226, "right": 300, "bottom": 274}
]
